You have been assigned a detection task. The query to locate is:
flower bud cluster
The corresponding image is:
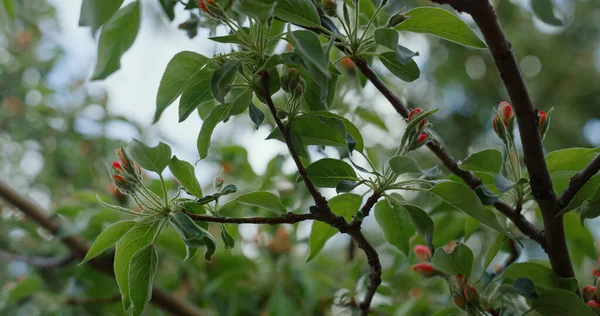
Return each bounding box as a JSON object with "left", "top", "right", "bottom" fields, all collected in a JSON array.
[{"left": 109, "top": 146, "right": 143, "bottom": 195}]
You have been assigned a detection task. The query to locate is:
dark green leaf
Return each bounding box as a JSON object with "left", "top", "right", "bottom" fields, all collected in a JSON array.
[
  {"left": 579, "top": 186, "right": 600, "bottom": 226},
  {"left": 179, "top": 67, "right": 213, "bottom": 122},
  {"left": 431, "top": 243, "right": 474, "bottom": 277},
  {"left": 375, "top": 200, "right": 415, "bottom": 255},
  {"left": 158, "top": 0, "right": 176, "bottom": 21},
  {"left": 484, "top": 234, "right": 506, "bottom": 270},
  {"left": 374, "top": 28, "right": 417, "bottom": 64},
  {"left": 170, "top": 212, "right": 216, "bottom": 261},
  {"left": 389, "top": 155, "right": 422, "bottom": 176},
  {"left": 336, "top": 180, "right": 365, "bottom": 193},
  {"left": 460, "top": 149, "right": 503, "bottom": 174},
  {"left": 128, "top": 244, "right": 159, "bottom": 316},
  {"left": 531, "top": 0, "right": 563, "bottom": 26},
  {"left": 513, "top": 278, "right": 538, "bottom": 300},
  {"left": 503, "top": 262, "right": 578, "bottom": 291},
  {"left": 286, "top": 30, "right": 330, "bottom": 86},
  {"left": 197, "top": 104, "right": 232, "bottom": 159},
  {"left": 82, "top": 220, "right": 136, "bottom": 263},
  {"left": 396, "top": 7, "right": 487, "bottom": 48},
  {"left": 79, "top": 0, "right": 124, "bottom": 33},
  {"left": 91, "top": 1, "right": 140, "bottom": 80},
  {"left": 248, "top": 102, "right": 265, "bottom": 128},
  {"left": 228, "top": 88, "right": 253, "bottom": 116},
  {"left": 305, "top": 158, "right": 358, "bottom": 188},
  {"left": 379, "top": 51, "right": 420, "bottom": 82},
  {"left": 155, "top": 51, "right": 209, "bottom": 123},
  {"left": 169, "top": 156, "right": 203, "bottom": 198},
  {"left": 127, "top": 139, "right": 172, "bottom": 175},
  {"left": 232, "top": 0, "right": 276, "bottom": 24},
  {"left": 265, "top": 0, "right": 321, "bottom": 28},
  {"left": 221, "top": 226, "right": 235, "bottom": 249},
  {"left": 210, "top": 60, "right": 241, "bottom": 104},
  {"left": 531, "top": 289, "right": 595, "bottom": 316},
  {"left": 474, "top": 185, "right": 499, "bottom": 205},
  {"left": 220, "top": 191, "right": 286, "bottom": 215}
]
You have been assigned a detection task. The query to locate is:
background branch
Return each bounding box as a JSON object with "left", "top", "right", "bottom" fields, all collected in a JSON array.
[
  {"left": 185, "top": 212, "right": 316, "bottom": 224},
  {"left": 0, "top": 249, "right": 73, "bottom": 268},
  {"left": 0, "top": 181, "right": 208, "bottom": 316}
]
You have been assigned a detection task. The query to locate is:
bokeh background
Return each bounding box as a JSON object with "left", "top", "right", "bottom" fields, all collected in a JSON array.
[{"left": 1, "top": 0, "right": 600, "bottom": 315}]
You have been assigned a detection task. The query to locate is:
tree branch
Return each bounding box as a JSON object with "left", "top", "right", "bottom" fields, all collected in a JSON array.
[
  {"left": 431, "top": 0, "right": 575, "bottom": 278},
  {"left": 185, "top": 212, "right": 316, "bottom": 224},
  {"left": 258, "top": 72, "right": 381, "bottom": 315},
  {"left": 558, "top": 153, "right": 600, "bottom": 209},
  {"left": 353, "top": 58, "right": 545, "bottom": 246},
  {"left": 0, "top": 250, "right": 73, "bottom": 268},
  {"left": 0, "top": 181, "right": 208, "bottom": 316}
]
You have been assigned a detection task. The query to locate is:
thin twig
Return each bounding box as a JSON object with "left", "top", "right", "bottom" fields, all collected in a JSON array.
[
  {"left": 0, "top": 250, "right": 73, "bottom": 268},
  {"left": 558, "top": 153, "right": 600, "bottom": 209},
  {"left": 0, "top": 181, "right": 208, "bottom": 316}
]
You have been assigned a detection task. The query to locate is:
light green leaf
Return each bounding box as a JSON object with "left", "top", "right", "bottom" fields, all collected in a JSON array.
[
  {"left": 228, "top": 88, "right": 253, "bottom": 116},
  {"left": 154, "top": 51, "right": 209, "bottom": 123},
  {"left": 82, "top": 220, "right": 136, "bottom": 263},
  {"left": 91, "top": 1, "right": 140, "bottom": 80},
  {"left": 179, "top": 67, "right": 213, "bottom": 122},
  {"left": 389, "top": 155, "right": 422, "bottom": 176},
  {"left": 310, "top": 111, "right": 364, "bottom": 152},
  {"left": 431, "top": 243, "right": 474, "bottom": 277},
  {"left": 378, "top": 51, "right": 420, "bottom": 82},
  {"left": 305, "top": 158, "right": 358, "bottom": 188},
  {"left": 5, "top": 274, "right": 44, "bottom": 304},
  {"left": 429, "top": 181, "right": 508, "bottom": 236},
  {"left": 483, "top": 233, "right": 506, "bottom": 270},
  {"left": 374, "top": 28, "right": 417, "bottom": 64},
  {"left": 210, "top": 60, "right": 241, "bottom": 104},
  {"left": 169, "top": 212, "right": 216, "bottom": 261},
  {"left": 503, "top": 262, "right": 578, "bottom": 291},
  {"left": 127, "top": 139, "right": 172, "bottom": 175},
  {"left": 464, "top": 216, "right": 479, "bottom": 241},
  {"left": 355, "top": 107, "right": 388, "bottom": 132},
  {"left": 307, "top": 194, "right": 362, "bottom": 261},
  {"left": 375, "top": 200, "right": 415, "bottom": 255},
  {"left": 460, "top": 149, "right": 503, "bottom": 174},
  {"left": 128, "top": 244, "right": 159, "bottom": 316},
  {"left": 286, "top": 30, "right": 330, "bottom": 85},
  {"left": 546, "top": 147, "right": 600, "bottom": 174},
  {"left": 197, "top": 104, "right": 232, "bottom": 159},
  {"left": 169, "top": 156, "right": 203, "bottom": 198},
  {"left": 78, "top": 0, "right": 124, "bottom": 33},
  {"left": 114, "top": 221, "right": 160, "bottom": 311},
  {"left": 221, "top": 191, "right": 287, "bottom": 215},
  {"left": 232, "top": 0, "right": 276, "bottom": 24},
  {"left": 396, "top": 7, "right": 487, "bottom": 48}
]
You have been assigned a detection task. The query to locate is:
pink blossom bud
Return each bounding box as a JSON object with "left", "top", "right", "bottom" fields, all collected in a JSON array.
[
  {"left": 412, "top": 263, "right": 435, "bottom": 277},
  {"left": 413, "top": 245, "right": 431, "bottom": 262}
]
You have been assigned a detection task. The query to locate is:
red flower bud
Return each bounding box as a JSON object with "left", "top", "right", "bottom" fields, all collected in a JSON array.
[
  {"left": 594, "top": 268, "right": 600, "bottom": 278},
  {"left": 463, "top": 285, "right": 478, "bottom": 304},
  {"left": 113, "top": 174, "right": 125, "bottom": 183},
  {"left": 497, "top": 101, "right": 514, "bottom": 126},
  {"left": 413, "top": 245, "right": 431, "bottom": 262},
  {"left": 453, "top": 295, "right": 466, "bottom": 308},
  {"left": 538, "top": 110, "right": 548, "bottom": 129},
  {"left": 412, "top": 263, "right": 435, "bottom": 277},
  {"left": 416, "top": 133, "right": 428, "bottom": 145},
  {"left": 285, "top": 43, "right": 293, "bottom": 52},
  {"left": 340, "top": 57, "right": 355, "bottom": 71},
  {"left": 455, "top": 274, "right": 466, "bottom": 290},
  {"left": 587, "top": 300, "right": 600, "bottom": 313},
  {"left": 408, "top": 108, "right": 426, "bottom": 130},
  {"left": 584, "top": 285, "right": 597, "bottom": 301},
  {"left": 112, "top": 161, "right": 124, "bottom": 171},
  {"left": 116, "top": 148, "right": 129, "bottom": 168}
]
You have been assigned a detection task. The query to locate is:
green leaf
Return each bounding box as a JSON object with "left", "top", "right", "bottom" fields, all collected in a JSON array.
[
  {"left": 579, "top": 186, "right": 600, "bottom": 225},
  {"left": 82, "top": 220, "right": 136, "bottom": 263},
  {"left": 375, "top": 200, "right": 415, "bottom": 255},
  {"left": 431, "top": 307, "right": 462, "bottom": 316},
  {"left": 562, "top": 175, "right": 600, "bottom": 213},
  {"left": 228, "top": 88, "right": 253, "bottom": 116},
  {"left": 396, "top": 7, "right": 487, "bottom": 48},
  {"left": 5, "top": 274, "right": 44, "bottom": 304},
  {"left": 127, "top": 139, "right": 172, "bottom": 175},
  {"left": 374, "top": 28, "right": 417, "bottom": 64},
  {"left": 220, "top": 191, "right": 287, "bottom": 215},
  {"left": 513, "top": 278, "right": 538, "bottom": 300},
  {"left": 292, "top": 115, "right": 346, "bottom": 147},
  {"left": 431, "top": 243, "right": 474, "bottom": 277},
  {"left": 170, "top": 212, "right": 216, "bottom": 261},
  {"left": 154, "top": 51, "right": 209, "bottom": 123},
  {"left": 221, "top": 226, "right": 235, "bottom": 249},
  {"left": 169, "top": 156, "right": 203, "bottom": 198},
  {"left": 483, "top": 233, "right": 506, "bottom": 270},
  {"left": 309, "top": 111, "right": 364, "bottom": 152},
  {"left": 128, "top": 244, "right": 159, "bottom": 316},
  {"left": 265, "top": 0, "right": 321, "bottom": 28},
  {"left": 179, "top": 67, "right": 213, "bottom": 122},
  {"left": 531, "top": 0, "right": 563, "bottom": 26},
  {"left": 307, "top": 194, "right": 362, "bottom": 261},
  {"left": 389, "top": 155, "right": 422, "bottom": 176},
  {"left": 210, "top": 60, "right": 241, "bottom": 104},
  {"left": 248, "top": 102, "right": 265, "bottom": 128},
  {"left": 503, "top": 262, "right": 578, "bottom": 291},
  {"left": 286, "top": 30, "right": 330, "bottom": 85},
  {"left": 464, "top": 216, "right": 479, "bottom": 241},
  {"left": 378, "top": 51, "right": 420, "bottom": 82},
  {"left": 157, "top": 0, "right": 176, "bottom": 21},
  {"left": 79, "top": 0, "right": 124, "bottom": 33},
  {"left": 355, "top": 107, "right": 388, "bottom": 132},
  {"left": 460, "top": 149, "right": 503, "bottom": 174},
  {"left": 232, "top": 0, "right": 276, "bottom": 24},
  {"left": 114, "top": 221, "right": 160, "bottom": 311},
  {"left": 197, "top": 104, "right": 232, "bottom": 159},
  {"left": 429, "top": 181, "right": 508, "bottom": 236},
  {"left": 305, "top": 158, "right": 358, "bottom": 188},
  {"left": 546, "top": 147, "right": 600, "bottom": 174},
  {"left": 91, "top": 1, "right": 141, "bottom": 80},
  {"left": 531, "top": 289, "right": 595, "bottom": 316}
]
